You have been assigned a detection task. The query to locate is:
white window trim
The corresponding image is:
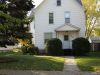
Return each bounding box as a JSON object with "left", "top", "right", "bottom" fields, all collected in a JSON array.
[
  {"left": 49, "top": 12, "right": 54, "bottom": 25},
  {"left": 57, "top": 0, "right": 61, "bottom": 6},
  {"left": 64, "top": 11, "right": 71, "bottom": 23}
]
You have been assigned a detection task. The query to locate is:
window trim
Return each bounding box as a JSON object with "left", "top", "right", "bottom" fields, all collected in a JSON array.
[
  {"left": 49, "top": 12, "right": 54, "bottom": 24},
  {"left": 44, "top": 32, "right": 53, "bottom": 43},
  {"left": 57, "top": 0, "right": 61, "bottom": 6},
  {"left": 64, "top": 35, "right": 69, "bottom": 41},
  {"left": 65, "top": 11, "right": 71, "bottom": 23}
]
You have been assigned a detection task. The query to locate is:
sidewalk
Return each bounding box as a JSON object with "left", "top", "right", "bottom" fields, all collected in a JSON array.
[
  {"left": 63, "top": 56, "right": 99, "bottom": 75},
  {"left": 0, "top": 56, "right": 99, "bottom": 75}
]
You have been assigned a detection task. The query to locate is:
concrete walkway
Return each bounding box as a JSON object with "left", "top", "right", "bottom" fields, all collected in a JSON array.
[
  {"left": 0, "top": 56, "right": 99, "bottom": 75},
  {"left": 63, "top": 56, "right": 99, "bottom": 75},
  {"left": 63, "top": 56, "right": 80, "bottom": 71}
]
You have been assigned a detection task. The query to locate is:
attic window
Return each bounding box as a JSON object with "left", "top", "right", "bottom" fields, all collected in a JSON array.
[{"left": 57, "top": 0, "right": 61, "bottom": 6}]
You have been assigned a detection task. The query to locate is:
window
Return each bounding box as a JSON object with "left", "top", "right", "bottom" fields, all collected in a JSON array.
[
  {"left": 57, "top": 0, "right": 61, "bottom": 6},
  {"left": 65, "top": 11, "right": 70, "bottom": 23},
  {"left": 44, "top": 33, "right": 53, "bottom": 43},
  {"left": 64, "top": 35, "right": 69, "bottom": 41},
  {"left": 49, "top": 13, "right": 54, "bottom": 24}
]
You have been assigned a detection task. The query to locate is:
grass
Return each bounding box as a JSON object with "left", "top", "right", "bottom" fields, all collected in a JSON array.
[
  {"left": 0, "top": 51, "right": 64, "bottom": 71},
  {"left": 76, "top": 52, "right": 100, "bottom": 72}
]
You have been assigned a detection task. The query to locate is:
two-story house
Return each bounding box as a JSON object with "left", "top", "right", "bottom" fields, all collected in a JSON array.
[{"left": 30, "top": 0, "right": 86, "bottom": 50}]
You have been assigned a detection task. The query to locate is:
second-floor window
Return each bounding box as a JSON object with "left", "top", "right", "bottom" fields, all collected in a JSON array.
[
  {"left": 65, "top": 11, "right": 70, "bottom": 23},
  {"left": 49, "top": 13, "right": 54, "bottom": 24},
  {"left": 57, "top": 0, "right": 61, "bottom": 6}
]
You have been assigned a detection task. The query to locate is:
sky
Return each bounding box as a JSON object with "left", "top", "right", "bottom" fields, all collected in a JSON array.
[{"left": 33, "top": 0, "right": 43, "bottom": 7}]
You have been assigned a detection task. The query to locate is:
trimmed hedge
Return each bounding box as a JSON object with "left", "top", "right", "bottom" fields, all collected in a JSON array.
[
  {"left": 72, "top": 37, "right": 91, "bottom": 56},
  {"left": 45, "top": 38, "right": 63, "bottom": 56}
]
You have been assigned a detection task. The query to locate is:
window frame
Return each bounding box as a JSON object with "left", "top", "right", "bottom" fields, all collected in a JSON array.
[
  {"left": 65, "top": 11, "right": 71, "bottom": 23},
  {"left": 49, "top": 13, "right": 54, "bottom": 24},
  {"left": 57, "top": 0, "right": 61, "bottom": 6},
  {"left": 64, "top": 35, "right": 69, "bottom": 41},
  {"left": 44, "top": 32, "right": 53, "bottom": 43}
]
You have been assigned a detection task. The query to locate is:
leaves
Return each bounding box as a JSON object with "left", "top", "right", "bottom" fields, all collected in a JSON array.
[
  {"left": 0, "top": 0, "right": 34, "bottom": 47},
  {"left": 82, "top": 0, "right": 100, "bottom": 38}
]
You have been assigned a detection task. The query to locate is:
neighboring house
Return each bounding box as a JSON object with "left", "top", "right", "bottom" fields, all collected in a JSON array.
[
  {"left": 90, "top": 36, "right": 100, "bottom": 51},
  {"left": 96, "top": 0, "right": 100, "bottom": 11},
  {"left": 30, "top": 0, "right": 86, "bottom": 50}
]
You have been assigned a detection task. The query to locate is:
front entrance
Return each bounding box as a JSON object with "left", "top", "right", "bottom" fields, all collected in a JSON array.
[
  {"left": 55, "top": 24, "right": 80, "bottom": 55},
  {"left": 56, "top": 32, "right": 72, "bottom": 49},
  {"left": 63, "top": 35, "right": 70, "bottom": 49}
]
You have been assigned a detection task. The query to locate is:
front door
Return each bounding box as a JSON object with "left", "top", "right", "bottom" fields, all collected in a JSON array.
[{"left": 63, "top": 35, "right": 70, "bottom": 49}]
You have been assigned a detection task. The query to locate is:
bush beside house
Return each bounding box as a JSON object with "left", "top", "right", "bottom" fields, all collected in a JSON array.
[
  {"left": 72, "top": 37, "right": 91, "bottom": 56},
  {"left": 45, "top": 38, "right": 63, "bottom": 56},
  {"left": 21, "top": 44, "right": 39, "bottom": 55}
]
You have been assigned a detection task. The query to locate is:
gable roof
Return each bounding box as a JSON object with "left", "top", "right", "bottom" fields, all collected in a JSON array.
[
  {"left": 90, "top": 36, "right": 100, "bottom": 43},
  {"left": 55, "top": 23, "right": 80, "bottom": 32},
  {"left": 76, "top": 0, "right": 82, "bottom": 5},
  {"left": 35, "top": 0, "right": 82, "bottom": 9}
]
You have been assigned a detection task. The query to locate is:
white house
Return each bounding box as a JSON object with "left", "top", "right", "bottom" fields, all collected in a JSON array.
[{"left": 30, "top": 0, "right": 86, "bottom": 50}]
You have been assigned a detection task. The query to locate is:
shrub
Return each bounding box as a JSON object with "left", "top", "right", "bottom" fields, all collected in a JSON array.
[
  {"left": 45, "top": 38, "right": 63, "bottom": 56},
  {"left": 6, "top": 40, "right": 15, "bottom": 45},
  {"left": 28, "top": 44, "right": 39, "bottom": 55},
  {"left": 21, "top": 45, "right": 28, "bottom": 55},
  {"left": 21, "top": 44, "right": 39, "bottom": 55},
  {"left": 72, "top": 37, "right": 91, "bottom": 56},
  {"left": 33, "top": 47, "right": 39, "bottom": 55}
]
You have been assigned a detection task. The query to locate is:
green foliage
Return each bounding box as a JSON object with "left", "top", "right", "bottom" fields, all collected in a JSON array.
[
  {"left": 21, "top": 44, "right": 39, "bottom": 55},
  {"left": 21, "top": 45, "right": 28, "bottom": 55},
  {"left": 45, "top": 38, "right": 63, "bottom": 56},
  {"left": 28, "top": 44, "right": 39, "bottom": 55},
  {"left": 82, "top": 0, "right": 100, "bottom": 38},
  {"left": 0, "top": 36, "right": 16, "bottom": 47},
  {"left": 94, "top": 28, "right": 100, "bottom": 36},
  {"left": 0, "top": 0, "right": 35, "bottom": 47},
  {"left": 72, "top": 37, "right": 91, "bottom": 56}
]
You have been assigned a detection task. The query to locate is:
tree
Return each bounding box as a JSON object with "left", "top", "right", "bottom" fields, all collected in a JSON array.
[
  {"left": 93, "top": 19, "right": 100, "bottom": 36},
  {"left": 82, "top": 0, "right": 100, "bottom": 38},
  {"left": 0, "top": 0, "right": 35, "bottom": 47}
]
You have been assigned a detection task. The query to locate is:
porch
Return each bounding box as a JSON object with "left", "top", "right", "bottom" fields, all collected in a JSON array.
[{"left": 55, "top": 23, "right": 80, "bottom": 49}]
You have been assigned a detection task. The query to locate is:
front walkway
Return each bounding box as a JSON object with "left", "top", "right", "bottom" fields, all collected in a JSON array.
[
  {"left": 63, "top": 56, "right": 99, "bottom": 75},
  {"left": 0, "top": 56, "right": 99, "bottom": 75}
]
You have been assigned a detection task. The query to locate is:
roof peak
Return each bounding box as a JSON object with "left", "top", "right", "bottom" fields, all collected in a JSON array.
[
  {"left": 76, "top": 0, "right": 82, "bottom": 5},
  {"left": 55, "top": 23, "right": 80, "bottom": 32}
]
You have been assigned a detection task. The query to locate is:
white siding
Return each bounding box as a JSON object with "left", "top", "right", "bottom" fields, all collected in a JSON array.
[{"left": 31, "top": 0, "right": 86, "bottom": 49}]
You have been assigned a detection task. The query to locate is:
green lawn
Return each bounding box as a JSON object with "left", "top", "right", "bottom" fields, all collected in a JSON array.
[
  {"left": 76, "top": 52, "right": 100, "bottom": 72},
  {"left": 0, "top": 51, "right": 64, "bottom": 71}
]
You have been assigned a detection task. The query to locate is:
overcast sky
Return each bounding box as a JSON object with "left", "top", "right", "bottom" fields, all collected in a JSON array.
[{"left": 33, "top": 0, "right": 43, "bottom": 7}]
